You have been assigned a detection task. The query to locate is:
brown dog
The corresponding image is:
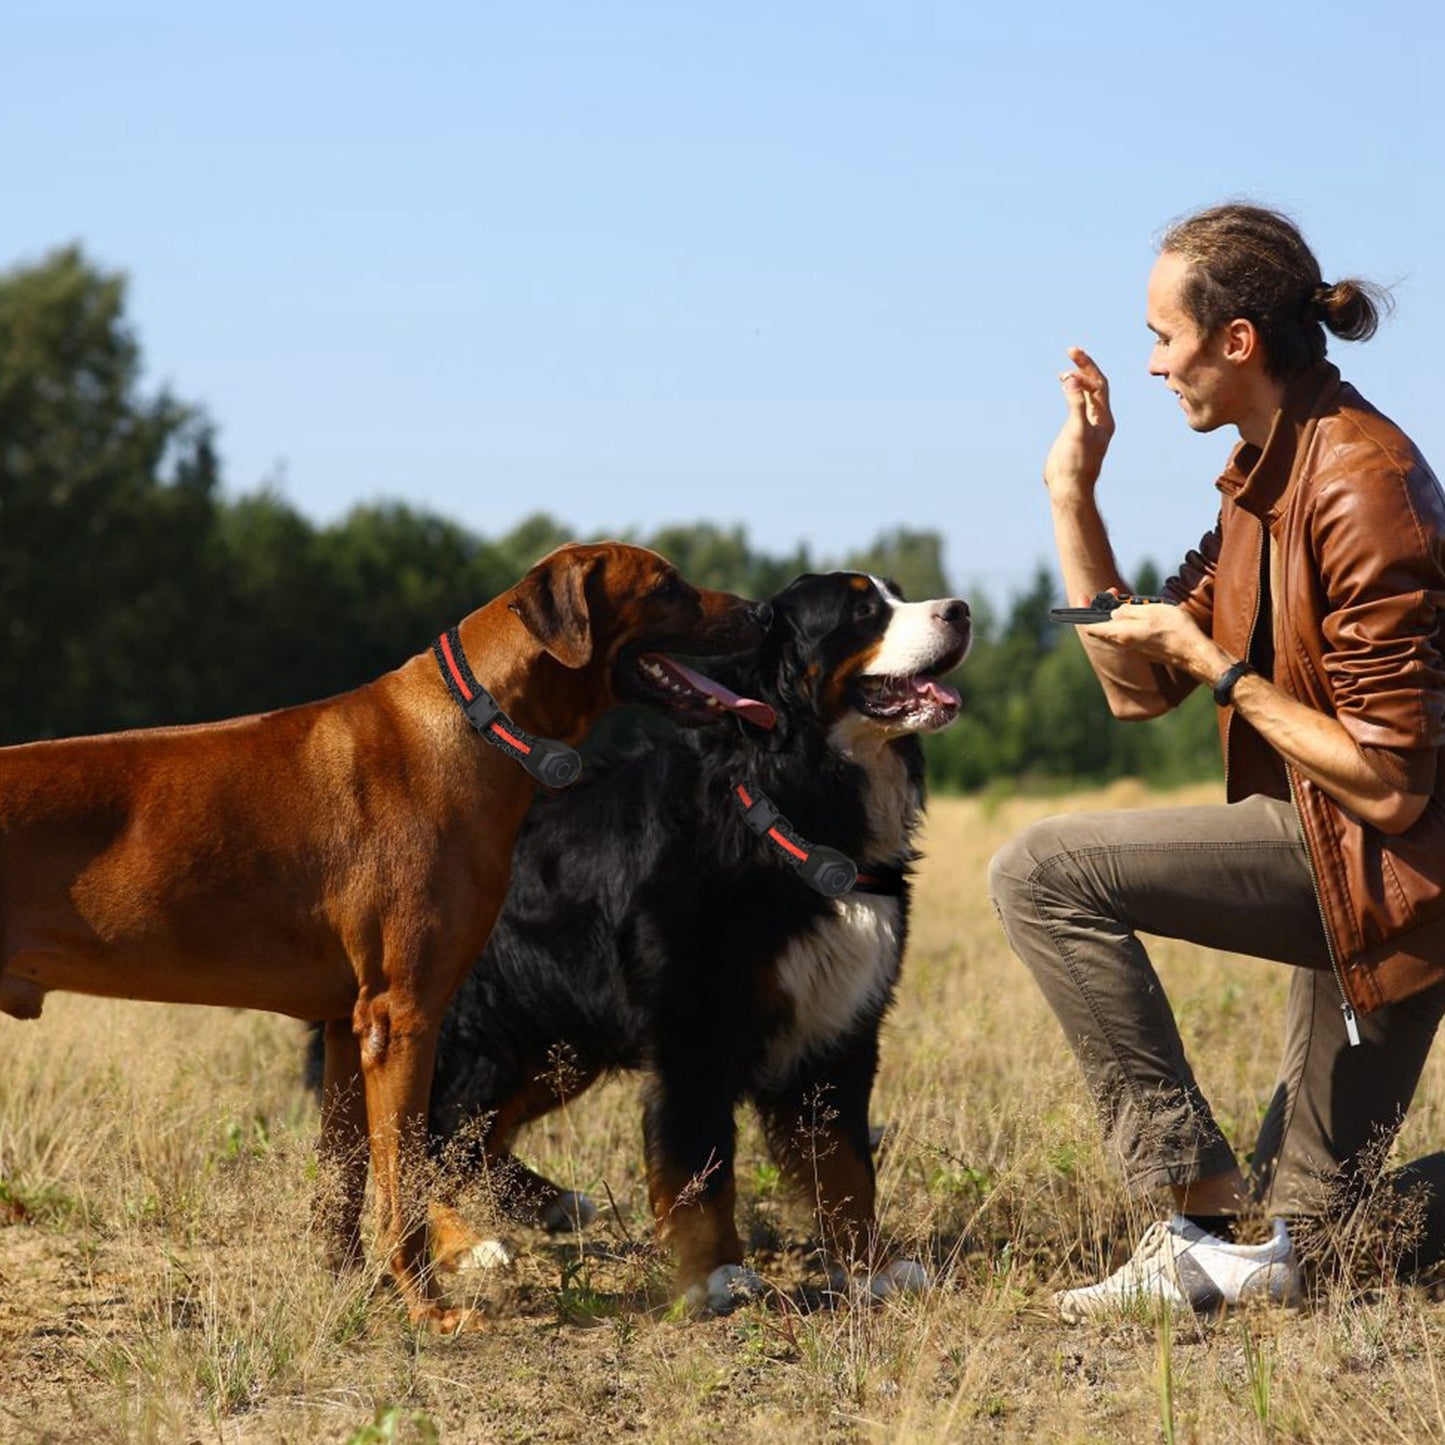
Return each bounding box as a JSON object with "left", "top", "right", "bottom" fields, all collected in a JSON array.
[{"left": 0, "top": 542, "right": 767, "bottom": 1328}]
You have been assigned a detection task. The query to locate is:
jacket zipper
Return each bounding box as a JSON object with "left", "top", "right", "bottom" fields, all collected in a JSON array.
[
  {"left": 1225, "top": 518, "right": 1362, "bottom": 1048},
  {"left": 1219, "top": 520, "right": 1269, "bottom": 797},
  {"left": 1286, "top": 768, "right": 1362, "bottom": 1047}
]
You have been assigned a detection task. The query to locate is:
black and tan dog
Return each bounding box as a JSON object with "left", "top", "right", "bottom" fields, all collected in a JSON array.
[
  {"left": 391, "top": 571, "right": 971, "bottom": 1311},
  {"left": 0, "top": 542, "right": 766, "bottom": 1328}
]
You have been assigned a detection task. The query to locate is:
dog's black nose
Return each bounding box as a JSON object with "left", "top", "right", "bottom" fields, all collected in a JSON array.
[
  {"left": 752, "top": 602, "right": 774, "bottom": 629},
  {"left": 939, "top": 599, "right": 970, "bottom": 626}
]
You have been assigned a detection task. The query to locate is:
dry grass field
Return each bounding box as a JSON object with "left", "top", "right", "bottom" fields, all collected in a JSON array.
[{"left": 5, "top": 782, "right": 1445, "bottom": 1443}]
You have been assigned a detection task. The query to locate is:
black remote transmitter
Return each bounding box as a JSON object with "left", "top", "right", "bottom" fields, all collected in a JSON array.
[{"left": 1049, "top": 591, "right": 1174, "bottom": 624}]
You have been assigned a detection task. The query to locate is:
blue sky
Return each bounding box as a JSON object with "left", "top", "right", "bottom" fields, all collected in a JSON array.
[{"left": 6, "top": 2, "right": 1442, "bottom": 605}]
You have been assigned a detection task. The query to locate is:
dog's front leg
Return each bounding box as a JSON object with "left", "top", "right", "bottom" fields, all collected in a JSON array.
[
  {"left": 756, "top": 1073, "right": 879, "bottom": 1268},
  {"left": 756, "top": 1051, "right": 927, "bottom": 1301},
  {"left": 356, "top": 988, "right": 479, "bottom": 1332},
  {"left": 643, "top": 1078, "right": 762, "bottom": 1313}
]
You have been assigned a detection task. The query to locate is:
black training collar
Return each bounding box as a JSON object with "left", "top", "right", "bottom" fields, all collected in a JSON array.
[
  {"left": 434, "top": 627, "right": 583, "bottom": 789},
  {"left": 733, "top": 782, "right": 904, "bottom": 899}
]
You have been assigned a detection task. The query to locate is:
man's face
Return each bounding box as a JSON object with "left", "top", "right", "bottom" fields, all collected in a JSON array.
[{"left": 1146, "top": 249, "right": 1246, "bottom": 433}]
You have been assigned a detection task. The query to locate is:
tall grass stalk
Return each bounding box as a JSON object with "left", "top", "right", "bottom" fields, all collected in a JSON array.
[
  {"left": 1156, "top": 1304, "right": 1177, "bottom": 1445},
  {"left": 1239, "top": 1316, "right": 1274, "bottom": 1433}
]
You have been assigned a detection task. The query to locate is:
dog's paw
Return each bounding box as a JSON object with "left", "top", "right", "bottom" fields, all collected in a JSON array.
[
  {"left": 409, "top": 1301, "right": 490, "bottom": 1334},
  {"left": 539, "top": 1191, "right": 597, "bottom": 1234},
  {"left": 450, "top": 1237, "right": 514, "bottom": 1273},
  {"left": 827, "top": 1257, "right": 930, "bottom": 1301},
  {"left": 868, "top": 1258, "right": 929, "bottom": 1299},
  {"left": 683, "top": 1264, "right": 769, "bottom": 1315}
]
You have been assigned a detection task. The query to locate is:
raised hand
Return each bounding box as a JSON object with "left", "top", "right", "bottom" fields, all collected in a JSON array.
[{"left": 1043, "top": 347, "right": 1116, "bottom": 499}]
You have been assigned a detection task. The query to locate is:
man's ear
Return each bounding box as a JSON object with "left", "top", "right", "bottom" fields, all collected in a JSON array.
[
  {"left": 1221, "top": 316, "right": 1260, "bottom": 366},
  {"left": 508, "top": 548, "right": 597, "bottom": 669}
]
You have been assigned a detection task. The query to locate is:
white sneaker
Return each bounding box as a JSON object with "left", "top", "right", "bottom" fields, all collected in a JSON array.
[{"left": 1054, "top": 1215, "right": 1302, "bottom": 1322}]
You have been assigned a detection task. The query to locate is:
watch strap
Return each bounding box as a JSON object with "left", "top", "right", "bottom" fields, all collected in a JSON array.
[{"left": 1212, "top": 659, "right": 1255, "bottom": 707}]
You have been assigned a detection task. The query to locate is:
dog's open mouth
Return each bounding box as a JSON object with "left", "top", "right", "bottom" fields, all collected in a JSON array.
[
  {"left": 628, "top": 654, "right": 777, "bottom": 729},
  {"left": 855, "top": 672, "right": 962, "bottom": 731}
]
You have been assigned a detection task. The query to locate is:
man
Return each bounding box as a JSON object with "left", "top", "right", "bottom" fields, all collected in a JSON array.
[{"left": 989, "top": 202, "right": 1445, "bottom": 1320}]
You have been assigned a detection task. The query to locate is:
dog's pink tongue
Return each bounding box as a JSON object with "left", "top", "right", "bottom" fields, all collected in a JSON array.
[{"left": 666, "top": 659, "right": 777, "bottom": 729}]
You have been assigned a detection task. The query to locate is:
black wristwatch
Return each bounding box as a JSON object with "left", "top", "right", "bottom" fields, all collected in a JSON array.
[{"left": 1212, "top": 659, "right": 1255, "bottom": 707}]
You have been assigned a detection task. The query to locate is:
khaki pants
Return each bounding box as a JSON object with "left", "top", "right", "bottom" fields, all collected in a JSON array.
[{"left": 988, "top": 794, "right": 1445, "bottom": 1255}]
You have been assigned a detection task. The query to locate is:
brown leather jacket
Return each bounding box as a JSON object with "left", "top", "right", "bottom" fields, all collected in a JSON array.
[{"left": 1159, "top": 363, "right": 1445, "bottom": 1013}]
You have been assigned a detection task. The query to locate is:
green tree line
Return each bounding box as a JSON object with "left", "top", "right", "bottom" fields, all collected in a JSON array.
[{"left": 0, "top": 246, "right": 1221, "bottom": 790}]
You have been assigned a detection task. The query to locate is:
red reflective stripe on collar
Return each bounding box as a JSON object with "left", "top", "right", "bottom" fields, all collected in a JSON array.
[
  {"left": 490, "top": 723, "right": 532, "bottom": 755},
  {"left": 438, "top": 631, "right": 472, "bottom": 701},
  {"left": 736, "top": 783, "right": 809, "bottom": 860}
]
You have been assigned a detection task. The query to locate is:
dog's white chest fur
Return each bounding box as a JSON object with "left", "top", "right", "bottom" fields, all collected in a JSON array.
[
  {"left": 754, "top": 743, "right": 917, "bottom": 1091},
  {"left": 751, "top": 739, "right": 919, "bottom": 1086},
  {"left": 757, "top": 894, "right": 903, "bottom": 1088}
]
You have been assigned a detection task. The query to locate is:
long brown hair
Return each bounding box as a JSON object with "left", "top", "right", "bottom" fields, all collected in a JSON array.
[{"left": 1161, "top": 203, "right": 1392, "bottom": 380}]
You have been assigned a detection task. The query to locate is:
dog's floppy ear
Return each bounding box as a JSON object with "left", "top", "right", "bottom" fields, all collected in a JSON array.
[
  {"left": 758, "top": 597, "right": 808, "bottom": 699},
  {"left": 509, "top": 549, "right": 597, "bottom": 669},
  {"left": 739, "top": 601, "right": 806, "bottom": 748}
]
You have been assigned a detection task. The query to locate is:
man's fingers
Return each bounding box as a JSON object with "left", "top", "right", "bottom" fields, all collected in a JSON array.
[
  {"left": 1059, "top": 349, "right": 1115, "bottom": 434},
  {"left": 1059, "top": 369, "right": 1109, "bottom": 430},
  {"left": 1066, "top": 347, "right": 1111, "bottom": 397},
  {"left": 1059, "top": 373, "right": 1090, "bottom": 416}
]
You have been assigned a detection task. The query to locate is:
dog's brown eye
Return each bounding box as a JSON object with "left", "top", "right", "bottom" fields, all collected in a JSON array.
[{"left": 853, "top": 598, "right": 878, "bottom": 621}]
